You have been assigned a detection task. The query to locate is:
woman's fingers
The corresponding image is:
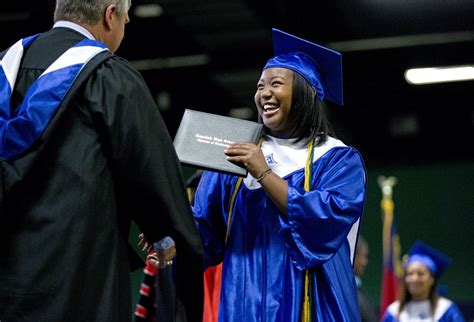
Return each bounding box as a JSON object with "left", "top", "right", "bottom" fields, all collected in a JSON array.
[
  {"left": 225, "top": 142, "right": 253, "bottom": 153},
  {"left": 224, "top": 142, "right": 269, "bottom": 178}
]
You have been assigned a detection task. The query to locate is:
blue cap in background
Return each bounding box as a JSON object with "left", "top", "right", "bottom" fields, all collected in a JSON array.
[{"left": 407, "top": 240, "right": 452, "bottom": 278}]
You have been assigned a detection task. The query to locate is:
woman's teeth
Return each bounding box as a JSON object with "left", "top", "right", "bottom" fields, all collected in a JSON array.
[{"left": 264, "top": 104, "right": 278, "bottom": 111}]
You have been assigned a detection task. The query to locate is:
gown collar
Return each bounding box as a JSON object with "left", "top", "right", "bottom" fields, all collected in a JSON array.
[{"left": 53, "top": 20, "right": 96, "bottom": 40}]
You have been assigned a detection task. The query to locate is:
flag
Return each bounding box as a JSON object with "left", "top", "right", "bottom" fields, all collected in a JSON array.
[{"left": 378, "top": 176, "right": 404, "bottom": 319}]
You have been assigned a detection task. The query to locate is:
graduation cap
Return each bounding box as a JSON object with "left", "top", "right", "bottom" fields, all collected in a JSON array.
[
  {"left": 406, "top": 241, "right": 452, "bottom": 278},
  {"left": 263, "top": 28, "right": 343, "bottom": 105}
]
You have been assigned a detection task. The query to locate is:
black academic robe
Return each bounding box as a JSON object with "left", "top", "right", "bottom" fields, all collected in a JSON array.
[{"left": 0, "top": 27, "right": 203, "bottom": 322}]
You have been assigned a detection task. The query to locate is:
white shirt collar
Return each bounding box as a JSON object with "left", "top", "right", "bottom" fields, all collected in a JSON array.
[{"left": 53, "top": 21, "right": 95, "bottom": 40}]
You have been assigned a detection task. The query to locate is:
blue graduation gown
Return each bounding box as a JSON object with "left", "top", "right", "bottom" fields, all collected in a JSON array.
[{"left": 193, "top": 136, "right": 367, "bottom": 321}]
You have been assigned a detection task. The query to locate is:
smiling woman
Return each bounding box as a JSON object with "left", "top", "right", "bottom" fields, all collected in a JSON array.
[
  {"left": 381, "top": 241, "right": 466, "bottom": 322},
  {"left": 405, "top": 262, "right": 436, "bottom": 301},
  {"left": 192, "top": 28, "right": 368, "bottom": 322}
]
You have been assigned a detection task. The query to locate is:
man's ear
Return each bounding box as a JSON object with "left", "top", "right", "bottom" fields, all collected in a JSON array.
[{"left": 103, "top": 3, "right": 118, "bottom": 31}]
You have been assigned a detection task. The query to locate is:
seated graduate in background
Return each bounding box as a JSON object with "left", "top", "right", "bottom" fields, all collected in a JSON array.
[
  {"left": 381, "top": 241, "right": 466, "bottom": 322},
  {"left": 354, "top": 235, "right": 378, "bottom": 322},
  {"left": 192, "top": 28, "right": 367, "bottom": 322}
]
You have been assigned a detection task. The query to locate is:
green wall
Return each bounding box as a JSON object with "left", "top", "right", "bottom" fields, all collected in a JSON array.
[{"left": 360, "top": 161, "right": 474, "bottom": 309}]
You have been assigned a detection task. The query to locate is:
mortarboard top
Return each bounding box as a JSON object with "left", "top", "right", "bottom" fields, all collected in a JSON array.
[
  {"left": 263, "top": 28, "right": 343, "bottom": 105},
  {"left": 407, "top": 241, "right": 452, "bottom": 278}
]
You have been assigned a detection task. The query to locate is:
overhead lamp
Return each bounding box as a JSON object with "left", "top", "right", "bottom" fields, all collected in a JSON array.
[
  {"left": 404, "top": 65, "right": 474, "bottom": 85},
  {"left": 133, "top": 3, "right": 163, "bottom": 18}
]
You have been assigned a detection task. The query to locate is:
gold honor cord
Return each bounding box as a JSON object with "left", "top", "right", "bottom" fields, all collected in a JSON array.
[
  {"left": 187, "top": 187, "right": 195, "bottom": 204},
  {"left": 301, "top": 138, "right": 315, "bottom": 322}
]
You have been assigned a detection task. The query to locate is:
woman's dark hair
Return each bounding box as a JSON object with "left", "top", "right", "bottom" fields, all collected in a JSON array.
[
  {"left": 397, "top": 270, "right": 439, "bottom": 319},
  {"left": 284, "top": 72, "right": 335, "bottom": 146}
]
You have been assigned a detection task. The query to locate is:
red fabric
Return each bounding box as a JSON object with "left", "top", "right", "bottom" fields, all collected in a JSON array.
[
  {"left": 203, "top": 263, "right": 223, "bottom": 322},
  {"left": 380, "top": 268, "right": 400, "bottom": 317},
  {"left": 379, "top": 214, "right": 402, "bottom": 319}
]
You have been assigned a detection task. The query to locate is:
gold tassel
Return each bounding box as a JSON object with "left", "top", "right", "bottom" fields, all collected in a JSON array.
[
  {"left": 302, "top": 270, "right": 310, "bottom": 321},
  {"left": 301, "top": 139, "right": 314, "bottom": 322}
]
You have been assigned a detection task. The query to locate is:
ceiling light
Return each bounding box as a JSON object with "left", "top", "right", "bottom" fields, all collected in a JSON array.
[
  {"left": 133, "top": 4, "right": 163, "bottom": 18},
  {"left": 404, "top": 65, "right": 474, "bottom": 85}
]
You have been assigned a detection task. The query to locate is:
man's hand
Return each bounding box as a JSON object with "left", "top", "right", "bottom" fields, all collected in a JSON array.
[{"left": 139, "top": 234, "right": 176, "bottom": 269}]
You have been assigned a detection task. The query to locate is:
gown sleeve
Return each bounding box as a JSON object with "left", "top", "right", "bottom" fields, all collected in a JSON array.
[
  {"left": 282, "top": 146, "right": 367, "bottom": 269},
  {"left": 85, "top": 56, "right": 204, "bottom": 322},
  {"left": 192, "top": 171, "right": 232, "bottom": 268}
]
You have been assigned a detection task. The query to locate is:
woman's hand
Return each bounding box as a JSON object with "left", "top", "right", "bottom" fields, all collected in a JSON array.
[
  {"left": 226, "top": 141, "right": 289, "bottom": 215},
  {"left": 224, "top": 141, "right": 268, "bottom": 179}
]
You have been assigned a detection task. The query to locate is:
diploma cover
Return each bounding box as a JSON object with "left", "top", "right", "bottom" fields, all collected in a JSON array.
[{"left": 173, "top": 109, "right": 264, "bottom": 177}]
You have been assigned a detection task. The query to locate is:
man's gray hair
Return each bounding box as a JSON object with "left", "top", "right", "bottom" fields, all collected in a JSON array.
[{"left": 54, "top": 0, "right": 131, "bottom": 25}]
